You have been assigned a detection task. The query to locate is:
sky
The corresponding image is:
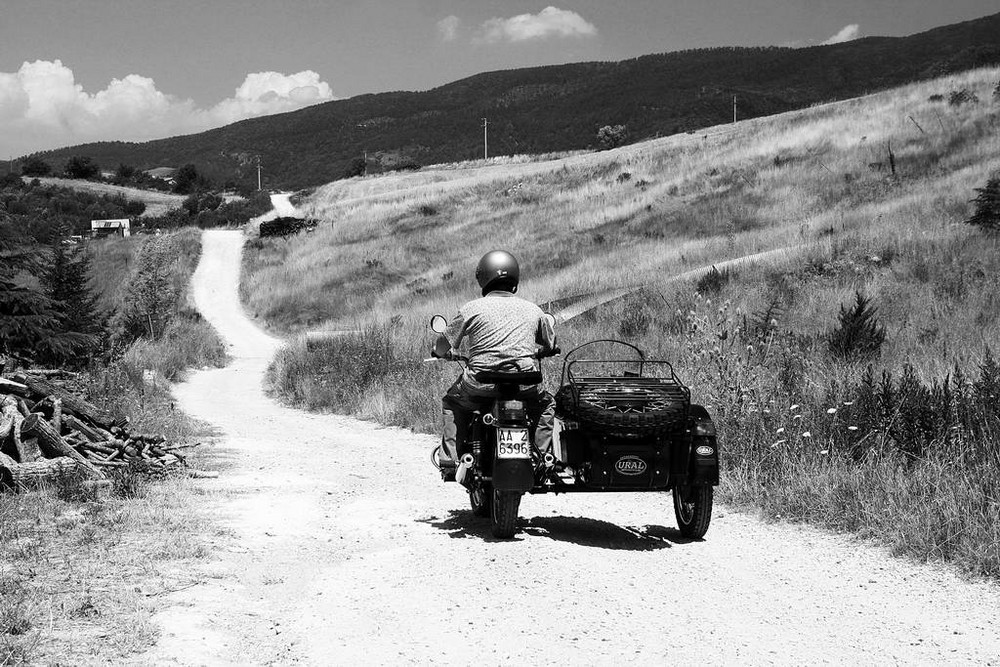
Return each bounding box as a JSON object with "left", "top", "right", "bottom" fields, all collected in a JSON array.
[{"left": 1, "top": 0, "right": 997, "bottom": 157}]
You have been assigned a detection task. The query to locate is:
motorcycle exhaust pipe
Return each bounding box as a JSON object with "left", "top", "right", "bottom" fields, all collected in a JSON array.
[
  {"left": 543, "top": 452, "right": 556, "bottom": 468},
  {"left": 455, "top": 453, "right": 475, "bottom": 486}
]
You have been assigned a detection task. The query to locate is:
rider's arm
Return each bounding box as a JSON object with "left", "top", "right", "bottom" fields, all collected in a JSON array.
[
  {"left": 535, "top": 312, "right": 556, "bottom": 353},
  {"left": 442, "top": 310, "right": 469, "bottom": 357}
]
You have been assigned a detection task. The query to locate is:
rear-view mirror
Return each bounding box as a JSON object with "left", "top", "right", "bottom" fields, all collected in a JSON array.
[{"left": 430, "top": 314, "right": 448, "bottom": 333}]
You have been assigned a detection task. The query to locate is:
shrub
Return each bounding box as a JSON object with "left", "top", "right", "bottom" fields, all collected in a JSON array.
[
  {"left": 695, "top": 265, "right": 732, "bottom": 295},
  {"left": 20, "top": 156, "right": 52, "bottom": 177},
  {"left": 618, "top": 291, "right": 652, "bottom": 338},
  {"left": 828, "top": 291, "right": 886, "bottom": 360},
  {"left": 994, "top": 80, "right": 1000, "bottom": 102},
  {"left": 172, "top": 164, "right": 209, "bottom": 194},
  {"left": 597, "top": 124, "right": 628, "bottom": 150},
  {"left": 948, "top": 89, "right": 979, "bottom": 106},
  {"left": 344, "top": 157, "right": 366, "bottom": 179},
  {"left": 63, "top": 156, "right": 98, "bottom": 179},
  {"left": 965, "top": 176, "right": 1000, "bottom": 233}
]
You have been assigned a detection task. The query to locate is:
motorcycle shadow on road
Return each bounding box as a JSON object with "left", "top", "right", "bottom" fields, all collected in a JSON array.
[{"left": 418, "top": 511, "right": 699, "bottom": 550}]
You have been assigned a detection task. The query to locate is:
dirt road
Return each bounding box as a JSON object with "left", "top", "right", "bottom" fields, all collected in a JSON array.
[{"left": 148, "top": 229, "right": 1000, "bottom": 665}]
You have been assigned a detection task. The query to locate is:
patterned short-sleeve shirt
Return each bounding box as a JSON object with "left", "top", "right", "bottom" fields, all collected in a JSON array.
[{"left": 445, "top": 291, "right": 556, "bottom": 385}]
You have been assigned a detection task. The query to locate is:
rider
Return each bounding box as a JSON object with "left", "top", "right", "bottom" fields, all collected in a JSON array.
[{"left": 436, "top": 250, "right": 557, "bottom": 467}]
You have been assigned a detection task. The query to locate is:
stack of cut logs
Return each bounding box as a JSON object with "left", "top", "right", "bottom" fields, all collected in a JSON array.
[{"left": 0, "top": 372, "right": 194, "bottom": 489}]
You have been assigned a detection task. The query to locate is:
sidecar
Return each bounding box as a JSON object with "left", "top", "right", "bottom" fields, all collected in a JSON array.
[{"left": 535, "top": 340, "right": 719, "bottom": 538}]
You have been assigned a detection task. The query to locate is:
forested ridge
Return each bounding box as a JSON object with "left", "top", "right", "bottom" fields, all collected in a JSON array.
[{"left": 30, "top": 12, "right": 1000, "bottom": 189}]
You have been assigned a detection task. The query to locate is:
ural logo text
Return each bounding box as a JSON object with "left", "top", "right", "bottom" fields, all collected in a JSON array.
[{"left": 615, "top": 456, "right": 647, "bottom": 476}]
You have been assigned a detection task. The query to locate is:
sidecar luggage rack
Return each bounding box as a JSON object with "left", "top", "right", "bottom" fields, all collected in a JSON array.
[
  {"left": 555, "top": 341, "right": 691, "bottom": 429},
  {"left": 569, "top": 375, "right": 691, "bottom": 414}
]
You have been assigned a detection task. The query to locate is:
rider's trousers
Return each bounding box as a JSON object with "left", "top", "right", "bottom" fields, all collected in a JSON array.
[{"left": 441, "top": 376, "right": 555, "bottom": 462}]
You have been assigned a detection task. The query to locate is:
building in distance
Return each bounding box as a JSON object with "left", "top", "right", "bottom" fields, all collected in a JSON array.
[{"left": 90, "top": 219, "right": 131, "bottom": 238}]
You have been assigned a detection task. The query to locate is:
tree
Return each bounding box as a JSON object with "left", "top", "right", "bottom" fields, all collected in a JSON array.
[
  {"left": 828, "top": 292, "right": 886, "bottom": 360},
  {"left": 20, "top": 156, "right": 52, "bottom": 177},
  {"left": 113, "top": 163, "right": 138, "bottom": 184},
  {"left": 597, "top": 124, "right": 628, "bottom": 150},
  {"left": 39, "top": 233, "right": 102, "bottom": 356},
  {"left": 0, "top": 218, "right": 61, "bottom": 361},
  {"left": 64, "top": 155, "right": 99, "bottom": 179},
  {"left": 173, "top": 163, "right": 208, "bottom": 194},
  {"left": 966, "top": 176, "right": 1000, "bottom": 233},
  {"left": 40, "top": 237, "right": 101, "bottom": 335},
  {"left": 343, "top": 157, "right": 366, "bottom": 178}
]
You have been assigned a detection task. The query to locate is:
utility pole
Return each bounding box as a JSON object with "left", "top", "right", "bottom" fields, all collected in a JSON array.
[
  {"left": 733, "top": 96, "right": 737, "bottom": 124},
  {"left": 256, "top": 155, "right": 262, "bottom": 191},
  {"left": 363, "top": 149, "right": 368, "bottom": 177},
  {"left": 482, "top": 118, "right": 489, "bottom": 160}
]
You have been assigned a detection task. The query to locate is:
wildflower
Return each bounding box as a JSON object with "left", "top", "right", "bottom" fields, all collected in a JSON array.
[
  {"left": 790, "top": 404, "right": 800, "bottom": 411},
  {"left": 771, "top": 440, "right": 786, "bottom": 447},
  {"left": 763, "top": 409, "right": 771, "bottom": 414},
  {"left": 847, "top": 426, "right": 858, "bottom": 431},
  {"left": 842, "top": 401, "right": 854, "bottom": 406},
  {"left": 793, "top": 414, "right": 803, "bottom": 420},
  {"left": 827, "top": 408, "right": 837, "bottom": 414},
  {"left": 802, "top": 431, "right": 812, "bottom": 438},
  {"left": 776, "top": 427, "right": 785, "bottom": 434},
  {"left": 820, "top": 449, "right": 829, "bottom": 455}
]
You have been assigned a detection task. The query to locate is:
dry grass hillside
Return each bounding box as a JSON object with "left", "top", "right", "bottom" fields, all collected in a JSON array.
[{"left": 245, "top": 67, "right": 1000, "bottom": 575}]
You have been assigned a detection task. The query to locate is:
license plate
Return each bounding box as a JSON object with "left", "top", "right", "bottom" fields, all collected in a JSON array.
[{"left": 497, "top": 428, "right": 530, "bottom": 459}]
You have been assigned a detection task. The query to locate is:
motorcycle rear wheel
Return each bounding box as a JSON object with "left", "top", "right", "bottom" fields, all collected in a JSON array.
[
  {"left": 673, "top": 484, "right": 713, "bottom": 539},
  {"left": 469, "top": 480, "right": 492, "bottom": 517},
  {"left": 491, "top": 490, "right": 521, "bottom": 538}
]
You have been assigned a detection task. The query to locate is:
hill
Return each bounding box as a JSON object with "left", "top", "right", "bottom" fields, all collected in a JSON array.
[
  {"left": 246, "top": 65, "right": 1000, "bottom": 575},
  {"left": 29, "top": 12, "right": 1000, "bottom": 190}
]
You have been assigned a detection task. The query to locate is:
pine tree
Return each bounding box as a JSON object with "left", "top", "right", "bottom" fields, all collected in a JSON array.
[
  {"left": 966, "top": 176, "right": 1000, "bottom": 233},
  {"left": 36, "top": 233, "right": 101, "bottom": 363},
  {"left": 41, "top": 235, "right": 101, "bottom": 335},
  {"left": 828, "top": 291, "right": 886, "bottom": 360},
  {"left": 0, "top": 217, "right": 61, "bottom": 361}
]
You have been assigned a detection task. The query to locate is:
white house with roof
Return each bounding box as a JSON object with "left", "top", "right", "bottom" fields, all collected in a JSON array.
[{"left": 90, "top": 219, "right": 131, "bottom": 238}]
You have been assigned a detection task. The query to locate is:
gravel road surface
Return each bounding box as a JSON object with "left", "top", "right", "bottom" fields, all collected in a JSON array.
[{"left": 147, "top": 228, "right": 1000, "bottom": 665}]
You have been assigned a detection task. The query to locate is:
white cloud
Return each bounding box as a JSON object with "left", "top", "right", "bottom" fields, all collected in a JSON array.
[
  {"left": 0, "top": 59, "right": 335, "bottom": 156},
  {"left": 821, "top": 24, "right": 861, "bottom": 45},
  {"left": 475, "top": 6, "right": 597, "bottom": 44},
  {"left": 438, "top": 15, "right": 460, "bottom": 42}
]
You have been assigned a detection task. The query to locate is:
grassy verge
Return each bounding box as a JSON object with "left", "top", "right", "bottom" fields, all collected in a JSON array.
[
  {"left": 1, "top": 227, "right": 226, "bottom": 664},
  {"left": 254, "top": 67, "right": 1000, "bottom": 577}
]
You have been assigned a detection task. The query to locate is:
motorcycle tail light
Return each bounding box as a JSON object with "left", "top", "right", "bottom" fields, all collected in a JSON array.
[{"left": 497, "top": 400, "right": 526, "bottom": 423}]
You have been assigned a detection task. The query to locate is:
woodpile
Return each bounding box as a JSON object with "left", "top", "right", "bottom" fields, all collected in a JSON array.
[
  {"left": 0, "top": 372, "right": 196, "bottom": 491},
  {"left": 259, "top": 216, "right": 316, "bottom": 238}
]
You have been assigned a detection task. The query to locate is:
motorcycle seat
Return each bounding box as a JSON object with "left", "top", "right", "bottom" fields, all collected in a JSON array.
[{"left": 475, "top": 370, "right": 543, "bottom": 385}]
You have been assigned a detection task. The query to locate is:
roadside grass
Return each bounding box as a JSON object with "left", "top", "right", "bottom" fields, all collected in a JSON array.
[
  {"left": 2, "top": 227, "right": 227, "bottom": 664},
  {"left": 0, "top": 467, "right": 217, "bottom": 665},
  {"left": 248, "top": 66, "right": 1000, "bottom": 576}
]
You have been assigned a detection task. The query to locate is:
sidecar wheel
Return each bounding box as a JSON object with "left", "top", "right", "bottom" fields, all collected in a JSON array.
[
  {"left": 490, "top": 490, "right": 521, "bottom": 538},
  {"left": 673, "top": 484, "right": 713, "bottom": 539},
  {"left": 470, "top": 481, "right": 492, "bottom": 517}
]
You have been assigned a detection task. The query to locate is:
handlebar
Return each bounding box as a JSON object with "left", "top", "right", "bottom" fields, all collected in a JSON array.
[{"left": 425, "top": 347, "right": 560, "bottom": 363}]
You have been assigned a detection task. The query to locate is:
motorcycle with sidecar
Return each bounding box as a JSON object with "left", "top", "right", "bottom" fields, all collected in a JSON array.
[{"left": 428, "top": 315, "right": 719, "bottom": 539}]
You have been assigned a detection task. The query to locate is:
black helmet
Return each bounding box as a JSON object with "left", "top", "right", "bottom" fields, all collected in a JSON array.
[{"left": 476, "top": 250, "right": 520, "bottom": 294}]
